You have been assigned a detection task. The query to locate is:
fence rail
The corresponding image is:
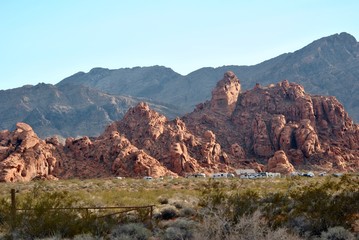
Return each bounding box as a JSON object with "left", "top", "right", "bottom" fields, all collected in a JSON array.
[{"left": 10, "top": 188, "right": 154, "bottom": 230}]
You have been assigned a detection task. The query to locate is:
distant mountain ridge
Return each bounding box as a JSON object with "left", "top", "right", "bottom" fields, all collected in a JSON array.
[
  {"left": 58, "top": 32, "right": 359, "bottom": 122},
  {"left": 1, "top": 72, "right": 358, "bottom": 182},
  {"left": 0, "top": 83, "right": 179, "bottom": 138},
  {"left": 0, "top": 32, "right": 358, "bottom": 138}
]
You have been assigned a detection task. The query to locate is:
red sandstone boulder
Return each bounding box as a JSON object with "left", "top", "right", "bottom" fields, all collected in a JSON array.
[
  {"left": 267, "top": 150, "right": 295, "bottom": 174},
  {"left": 0, "top": 123, "right": 58, "bottom": 182}
]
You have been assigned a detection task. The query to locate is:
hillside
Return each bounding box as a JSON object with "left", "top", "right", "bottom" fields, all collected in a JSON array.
[
  {"left": 1, "top": 72, "right": 358, "bottom": 182},
  {"left": 0, "top": 83, "right": 178, "bottom": 138},
  {"left": 0, "top": 32, "right": 357, "bottom": 138},
  {"left": 59, "top": 32, "right": 359, "bottom": 122}
]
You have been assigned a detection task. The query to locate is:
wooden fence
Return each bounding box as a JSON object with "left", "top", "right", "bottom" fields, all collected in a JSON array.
[{"left": 10, "top": 188, "right": 154, "bottom": 230}]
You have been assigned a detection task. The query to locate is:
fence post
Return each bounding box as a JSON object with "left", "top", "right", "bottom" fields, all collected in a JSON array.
[
  {"left": 149, "top": 205, "right": 153, "bottom": 230},
  {"left": 10, "top": 188, "right": 16, "bottom": 230}
]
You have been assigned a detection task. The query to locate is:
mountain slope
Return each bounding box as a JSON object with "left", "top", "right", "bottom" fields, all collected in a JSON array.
[
  {"left": 58, "top": 32, "right": 359, "bottom": 122},
  {"left": 0, "top": 83, "right": 179, "bottom": 138},
  {"left": 0, "top": 32, "right": 357, "bottom": 139},
  {"left": 1, "top": 72, "right": 358, "bottom": 182}
]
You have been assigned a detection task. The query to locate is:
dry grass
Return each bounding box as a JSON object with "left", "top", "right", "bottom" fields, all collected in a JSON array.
[
  {"left": 0, "top": 175, "right": 344, "bottom": 206},
  {"left": 0, "top": 174, "right": 357, "bottom": 239}
]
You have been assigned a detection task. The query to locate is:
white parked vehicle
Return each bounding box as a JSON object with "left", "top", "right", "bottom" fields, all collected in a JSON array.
[
  {"left": 186, "top": 173, "right": 206, "bottom": 178},
  {"left": 211, "top": 173, "right": 235, "bottom": 178},
  {"left": 143, "top": 176, "right": 153, "bottom": 180},
  {"left": 305, "top": 172, "right": 315, "bottom": 177}
]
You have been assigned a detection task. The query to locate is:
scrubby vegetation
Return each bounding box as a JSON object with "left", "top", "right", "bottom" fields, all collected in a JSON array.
[
  {"left": 0, "top": 175, "right": 357, "bottom": 239},
  {"left": 198, "top": 175, "right": 359, "bottom": 239}
]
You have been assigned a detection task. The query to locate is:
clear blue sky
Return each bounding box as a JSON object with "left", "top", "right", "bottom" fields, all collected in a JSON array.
[{"left": 1, "top": 0, "right": 358, "bottom": 90}]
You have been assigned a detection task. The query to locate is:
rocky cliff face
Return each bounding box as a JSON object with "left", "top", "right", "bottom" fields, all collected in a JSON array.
[
  {"left": 184, "top": 73, "right": 359, "bottom": 173},
  {"left": 0, "top": 123, "right": 59, "bottom": 182},
  {"left": 0, "top": 72, "right": 358, "bottom": 182},
  {"left": 210, "top": 71, "right": 241, "bottom": 116},
  {"left": 109, "top": 102, "right": 232, "bottom": 175}
]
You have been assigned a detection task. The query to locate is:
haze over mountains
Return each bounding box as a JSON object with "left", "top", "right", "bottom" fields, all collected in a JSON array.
[{"left": 1, "top": 32, "right": 358, "bottom": 138}]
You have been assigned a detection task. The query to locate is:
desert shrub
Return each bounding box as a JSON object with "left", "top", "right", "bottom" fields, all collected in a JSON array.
[
  {"left": 110, "top": 223, "right": 151, "bottom": 240},
  {"left": 194, "top": 209, "right": 302, "bottom": 240},
  {"left": 159, "top": 207, "right": 179, "bottom": 220},
  {"left": 173, "top": 201, "right": 184, "bottom": 209},
  {"left": 228, "top": 189, "right": 260, "bottom": 222},
  {"left": 6, "top": 184, "right": 119, "bottom": 239},
  {"left": 318, "top": 226, "right": 356, "bottom": 240},
  {"left": 199, "top": 177, "right": 359, "bottom": 238},
  {"left": 161, "top": 218, "right": 197, "bottom": 240},
  {"left": 34, "top": 234, "right": 63, "bottom": 240},
  {"left": 0, "top": 198, "right": 11, "bottom": 227},
  {"left": 179, "top": 206, "right": 197, "bottom": 217},
  {"left": 200, "top": 180, "right": 261, "bottom": 223},
  {"left": 199, "top": 180, "right": 227, "bottom": 208},
  {"left": 286, "top": 177, "right": 359, "bottom": 236},
  {"left": 14, "top": 187, "right": 85, "bottom": 239},
  {"left": 261, "top": 191, "right": 292, "bottom": 228},
  {"left": 73, "top": 233, "right": 100, "bottom": 240},
  {"left": 157, "top": 196, "right": 169, "bottom": 204}
]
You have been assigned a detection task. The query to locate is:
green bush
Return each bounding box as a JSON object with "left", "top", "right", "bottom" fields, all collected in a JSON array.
[
  {"left": 110, "top": 223, "right": 151, "bottom": 240},
  {"left": 228, "top": 189, "right": 260, "bottom": 222},
  {"left": 157, "top": 196, "right": 169, "bottom": 205},
  {"left": 159, "top": 207, "right": 179, "bottom": 220},
  {"left": 286, "top": 177, "right": 359, "bottom": 236},
  {"left": 2, "top": 184, "right": 121, "bottom": 239},
  {"left": 199, "top": 176, "right": 359, "bottom": 238}
]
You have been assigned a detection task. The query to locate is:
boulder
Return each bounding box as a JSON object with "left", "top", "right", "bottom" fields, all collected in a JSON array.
[{"left": 267, "top": 150, "right": 295, "bottom": 174}]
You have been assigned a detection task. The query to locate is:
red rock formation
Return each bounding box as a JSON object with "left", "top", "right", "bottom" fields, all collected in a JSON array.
[
  {"left": 185, "top": 73, "right": 359, "bottom": 173},
  {"left": 110, "top": 102, "right": 231, "bottom": 176},
  {"left": 1, "top": 72, "right": 358, "bottom": 182},
  {"left": 267, "top": 150, "right": 295, "bottom": 174},
  {"left": 0, "top": 123, "right": 58, "bottom": 182},
  {"left": 252, "top": 114, "right": 274, "bottom": 157},
  {"left": 55, "top": 128, "right": 176, "bottom": 179},
  {"left": 210, "top": 71, "right": 241, "bottom": 116}
]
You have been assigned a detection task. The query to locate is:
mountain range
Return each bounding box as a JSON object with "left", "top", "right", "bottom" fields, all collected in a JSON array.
[
  {"left": 1, "top": 71, "right": 358, "bottom": 182},
  {"left": 1, "top": 32, "right": 358, "bottom": 138}
]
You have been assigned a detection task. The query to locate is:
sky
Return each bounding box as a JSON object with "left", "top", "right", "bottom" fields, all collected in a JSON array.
[{"left": 1, "top": 0, "right": 358, "bottom": 90}]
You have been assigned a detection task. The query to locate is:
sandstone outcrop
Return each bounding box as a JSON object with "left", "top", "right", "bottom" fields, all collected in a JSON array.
[
  {"left": 0, "top": 123, "right": 58, "bottom": 182},
  {"left": 109, "top": 102, "right": 232, "bottom": 176},
  {"left": 267, "top": 150, "right": 295, "bottom": 174},
  {"left": 210, "top": 71, "right": 241, "bottom": 116},
  {"left": 55, "top": 129, "right": 176, "bottom": 179},
  {"left": 184, "top": 72, "right": 359, "bottom": 173},
  {"left": 1, "top": 71, "right": 358, "bottom": 182}
]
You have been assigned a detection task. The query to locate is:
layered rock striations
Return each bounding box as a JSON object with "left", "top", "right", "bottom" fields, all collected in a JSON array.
[{"left": 0, "top": 72, "right": 358, "bottom": 182}]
